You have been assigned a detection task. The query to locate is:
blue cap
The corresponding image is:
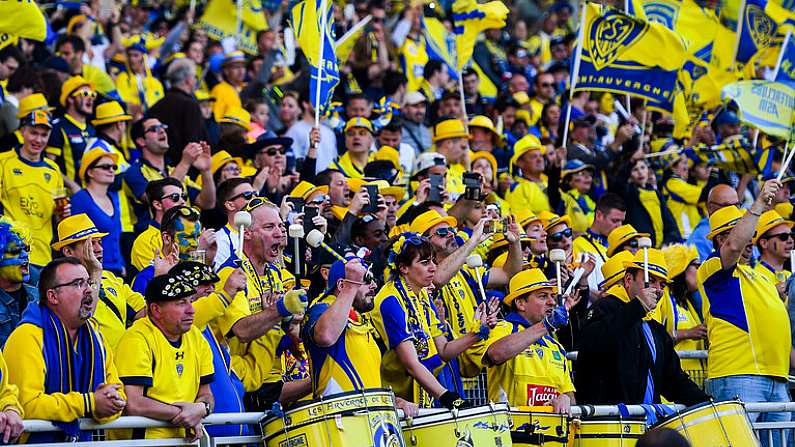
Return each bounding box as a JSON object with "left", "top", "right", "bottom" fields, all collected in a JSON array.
[
  {"left": 325, "top": 256, "right": 368, "bottom": 295},
  {"left": 714, "top": 110, "right": 740, "bottom": 126}
]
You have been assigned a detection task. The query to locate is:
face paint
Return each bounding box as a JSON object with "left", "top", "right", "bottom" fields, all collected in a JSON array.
[
  {"left": 174, "top": 218, "right": 201, "bottom": 260},
  {"left": 0, "top": 232, "right": 30, "bottom": 283}
]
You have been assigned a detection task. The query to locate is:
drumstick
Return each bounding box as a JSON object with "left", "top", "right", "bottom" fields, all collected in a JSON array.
[
  {"left": 233, "top": 211, "right": 252, "bottom": 261},
  {"left": 466, "top": 255, "right": 488, "bottom": 305},
  {"left": 288, "top": 224, "right": 304, "bottom": 289},
  {"left": 549, "top": 249, "right": 566, "bottom": 305},
  {"left": 563, "top": 253, "right": 587, "bottom": 297},
  {"left": 306, "top": 229, "right": 347, "bottom": 263},
  {"left": 638, "top": 237, "right": 652, "bottom": 287}
]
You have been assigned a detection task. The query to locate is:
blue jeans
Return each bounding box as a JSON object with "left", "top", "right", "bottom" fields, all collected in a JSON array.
[{"left": 705, "top": 375, "right": 791, "bottom": 447}]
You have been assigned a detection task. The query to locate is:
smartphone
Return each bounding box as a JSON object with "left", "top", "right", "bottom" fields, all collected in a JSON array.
[
  {"left": 363, "top": 185, "right": 379, "bottom": 213},
  {"left": 462, "top": 172, "right": 482, "bottom": 201},
  {"left": 286, "top": 197, "right": 304, "bottom": 224},
  {"left": 304, "top": 205, "right": 319, "bottom": 235},
  {"left": 429, "top": 174, "right": 443, "bottom": 203}
]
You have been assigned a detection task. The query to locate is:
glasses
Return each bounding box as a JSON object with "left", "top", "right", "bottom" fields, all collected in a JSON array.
[
  {"left": 161, "top": 192, "right": 188, "bottom": 202},
  {"left": 52, "top": 277, "right": 95, "bottom": 291},
  {"left": 222, "top": 164, "right": 241, "bottom": 173},
  {"left": 229, "top": 190, "right": 256, "bottom": 202},
  {"left": 433, "top": 227, "right": 455, "bottom": 238},
  {"left": 92, "top": 163, "right": 118, "bottom": 171},
  {"left": 762, "top": 232, "right": 794, "bottom": 242},
  {"left": 626, "top": 239, "right": 639, "bottom": 248},
  {"left": 145, "top": 123, "right": 168, "bottom": 134},
  {"left": 260, "top": 146, "right": 287, "bottom": 156},
  {"left": 539, "top": 83, "right": 555, "bottom": 88},
  {"left": 72, "top": 89, "right": 96, "bottom": 99},
  {"left": 243, "top": 196, "right": 275, "bottom": 212},
  {"left": 548, "top": 227, "right": 573, "bottom": 242}
]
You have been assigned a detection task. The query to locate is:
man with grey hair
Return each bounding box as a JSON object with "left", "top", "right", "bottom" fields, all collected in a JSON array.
[{"left": 148, "top": 58, "right": 209, "bottom": 162}]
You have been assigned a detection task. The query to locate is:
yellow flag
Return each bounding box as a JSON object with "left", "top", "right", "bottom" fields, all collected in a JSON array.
[
  {"left": 400, "top": 37, "right": 428, "bottom": 92},
  {"left": 335, "top": 17, "right": 369, "bottom": 64},
  {"left": 197, "top": 0, "right": 268, "bottom": 55},
  {"left": 766, "top": 0, "right": 795, "bottom": 33},
  {"left": 452, "top": 0, "right": 509, "bottom": 71},
  {"left": 0, "top": 0, "right": 46, "bottom": 41}
]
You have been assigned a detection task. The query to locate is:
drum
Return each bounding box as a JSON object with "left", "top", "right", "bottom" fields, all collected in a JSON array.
[
  {"left": 260, "top": 388, "right": 405, "bottom": 447},
  {"left": 401, "top": 403, "right": 513, "bottom": 447},
  {"left": 509, "top": 406, "right": 569, "bottom": 446},
  {"left": 570, "top": 418, "right": 646, "bottom": 446},
  {"left": 650, "top": 400, "right": 759, "bottom": 447}
]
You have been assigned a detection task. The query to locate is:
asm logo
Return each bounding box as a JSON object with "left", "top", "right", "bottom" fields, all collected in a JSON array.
[{"left": 11, "top": 169, "right": 21, "bottom": 175}]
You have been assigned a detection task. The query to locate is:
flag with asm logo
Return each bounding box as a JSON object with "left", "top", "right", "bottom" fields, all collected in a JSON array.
[{"left": 290, "top": 0, "right": 339, "bottom": 115}]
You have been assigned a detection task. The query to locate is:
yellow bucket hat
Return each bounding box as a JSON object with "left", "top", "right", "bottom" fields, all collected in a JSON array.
[
  {"left": 17, "top": 93, "right": 53, "bottom": 119},
  {"left": 622, "top": 248, "right": 670, "bottom": 282},
  {"left": 509, "top": 134, "right": 545, "bottom": 175},
  {"left": 52, "top": 213, "right": 109, "bottom": 251},
  {"left": 753, "top": 210, "right": 795, "bottom": 244},
  {"left": 60, "top": 75, "right": 94, "bottom": 107},
  {"left": 432, "top": 118, "right": 469, "bottom": 143},
  {"left": 410, "top": 210, "right": 457, "bottom": 236},
  {"left": 515, "top": 209, "right": 542, "bottom": 229},
  {"left": 504, "top": 268, "right": 557, "bottom": 305},
  {"left": 662, "top": 244, "right": 699, "bottom": 280},
  {"left": 469, "top": 115, "right": 499, "bottom": 138},
  {"left": 471, "top": 151, "right": 498, "bottom": 177},
  {"left": 607, "top": 224, "right": 650, "bottom": 257},
  {"left": 210, "top": 150, "right": 244, "bottom": 176},
  {"left": 539, "top": 211, "right": 570, "bottom": 232},
  {"left": 707, "top": 206, "right": 744, "bottom": 240},
  {"left": 79, "top": 148, "right": 120, "bottom": 182},
  {"left": 600, "top": 250, "right": 635, "bottom": 289},
  {"left": 91, "top": 101, "right": 132, "bottom": 126},
  {"left": 219, "top": 107, "right": 252, "bottom": 131}
]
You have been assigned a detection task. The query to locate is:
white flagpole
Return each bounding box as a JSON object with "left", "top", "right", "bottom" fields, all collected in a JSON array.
[
  {"left": 773, "top": 29, "right": 793, "bottom": 81},
  {"left": 236, "top": 0, "right": 243, "bottom": 45},
  {"left": 314, "top": 0, "right": 329, "bottom": 128},
  {"left": 562, "top": 3, "right": 587, "bottom": 148},
  {"left": 731, "top": 0, "right": 747, "bottom": 68}
]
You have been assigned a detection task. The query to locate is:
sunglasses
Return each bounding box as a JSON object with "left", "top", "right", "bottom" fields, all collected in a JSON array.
[
  {"left": 161, "top": 192, "right": 188, "bottom": 202},
  {"left": 625, "top": 239, "right": 639, "bottom": 248},
  {"left": 92, "top": 163, "right": 118, "bottom": 171},
  {"left": 261, "top": 146, "right": 287, "bottom": 156},
  {"left": 229, "top": 190, "right": 256, "bottom": 202},
  {"left": 539, "top": 82, "right": 555, "bottom": 88},
  {"left": 72, "top": 89, "right": 96, "bottom": 99},
  {"left": 243, "top": 196, "right": 275, "bottom": 212},
  {"left": 548, "top": 227, "right": 573, "bottom": 242},
  {"left": 762, "top": 232, "right": 795, "bottom": 242},
  {"left": 432, "top": 227, "right": 455, "bottom": 238},
  {"left": 145, "top": 123, "right": 168, "bottom": 134}
]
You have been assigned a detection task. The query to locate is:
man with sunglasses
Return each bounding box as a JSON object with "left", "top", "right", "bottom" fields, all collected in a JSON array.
[
  {"left": 131, "top": 178, "right": 189, "bottom": 272},
  {"left": 572, "top": 193, "right": 626, "bottom": 295},
  {"left": 124, "top": 117, "right": 215, "bottom": 231},
  {"left": 410, "top": 209, "right": 520, "bottom": 378},
  {"left": 250, "top": 136, "right": 297, "bottom": 203},
  {"left": 46, "top": 76, "right": 96, "bottom": 191},
  {"left": 529, "top": 71, "right": 557, "bottom": 126},
  {"left": 213, "top": 177, "right": 257, "bottom": 270},
  {"left": 753, "top": 210, "right": 794, "bottom": 299}
]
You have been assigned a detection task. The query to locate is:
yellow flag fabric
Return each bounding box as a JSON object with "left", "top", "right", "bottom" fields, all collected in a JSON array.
[
  {"left": 197, "top": 0, "right": 268, "bottom": 55},
  {"left": 452, "top": 0, "right": 509, "bottom": 71},
  {"left": 766, "top": 1, "right": 795, "bottom": 33},
  {"left": 721, "top": 80, "right": 795, "bottom": 138},
  {"left": 400, "top": 37, "right": 428, "bottom": 92},
  {"left": 0, "top": 0, "right": 46, "bottom": 41},
  {"left": 335, "top": 18, "right": 369, "bottom": 64}
]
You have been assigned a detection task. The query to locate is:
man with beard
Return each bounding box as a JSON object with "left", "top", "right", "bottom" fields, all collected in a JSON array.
[
  {"left": 215, "top": 197, "right": 310, "bottom": 410},
  {"left": 0, "top": 217, "right": 36, "bottom": 346},
  {"left": 5, "top": 257, "right": 126, "bottom": 442},
  {"left": 410, "top": 210, "right": 519, "bottom": 378},
  {"left": 46, "top": 76, "right": 96, "bottom": 190},
  {"left": 303, "top": 257, "right": 419, "bottom": 416},
  {"left": 330, "top": 118, "right": 374, "bottom": 179}
]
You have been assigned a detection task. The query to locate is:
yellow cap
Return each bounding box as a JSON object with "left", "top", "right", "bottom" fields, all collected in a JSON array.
[
  {"left": 17, "top": 93, "right": 53, "bottom": 118},
  {"left": 599, "top": 250, "right": 635, "bottom": 289},
  {"left": 410, "top": 210, "right": 457, "bottom": 236},
  {"left": 91, "top": 101, "right": 132, "bottom": 126},
  {"left": 60, "top": 76, "right": 94, "bottom": 107},
  {"left": 344, "top": 117, "right": 374, "bottom": 133},
  {"left": 79, "top": 148, "right": 120, "bottom": 183},
  {"left": 753, "top": 210, "right": 795, "bottom": 243},
  {"left": 471, "top": 150, "right": 498, "bottom": 177},
  {"left": 389, "top": 224, "right": 410, "bottom": 239},
  {"left": 222, "top": 50, "right": 246, "bottom": 67},
  {"left": 20, "top": 109, "right": 52, "bottom": 129},
  {"left": 219, "top": 107, "right": 252, "bottom": 131},
  {"left": 52, "top": 213, "right": 109, "bottom": 250},
  {"left": 662, "top": 244, "right": 699, "bottom": 279},
  {"left": 489, "top": 232, "right": 533, "bottom": 253},
  {"left": 622, "top": 248, "right": 670, "bottom": 281},
  {"left": 607, "top": 224, "right": 650, "bottom": 257},
  {"left": 504, "top": 268, "right": 556, "bottom": 305},
  {"left": 432, "top": 118, "right": 469, "bottom": 143},
  {"left": 538, "top": 211, "right": 570, "bottom": 232},
  {"left": 707, "top": 206, "right": 744, "bottom": 240}
]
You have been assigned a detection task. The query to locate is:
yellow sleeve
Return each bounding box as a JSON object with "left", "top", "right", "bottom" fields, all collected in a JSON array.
[
  {"left": 230, "top": 334, "right": 278, "bottom": 392},
  {"left": 696, "top": 255, "right": 723, "bottom": 284},
  {"left": 130, "top": 230, "right": 160, "bottom": 272},
  {"left": 214, "top": 267, "right": 250, "bottom": 337},
  {"left": 115, "top": 73, "right": 136, "bottom": 105},
  {"left": 482, "top": 321, "right": 513, "bottom": 366},
  {"left": 4, "top": 324, "right": 90, "bottom": 421},
  {"left": 0, "top": 352, "right": 21, "bottom": 418},
  {"left": 193, "top": 292, "right": 233, "bottom": 329},
  {"left": 557, "top": 362, "right": 576, "bottom": 395},
  {"left": 666, "top": 178, "right": 702, "bottom": 204},
  {"left": 121, "top": 282, "right": 146, "bottom": 313},
  {"left": 211, "top": 83, "right": 241, "bottom": 122}
]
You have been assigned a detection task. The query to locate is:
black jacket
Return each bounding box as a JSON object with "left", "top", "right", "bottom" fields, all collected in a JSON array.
[{"left": 574, "top": 292, "right": 707, "bottom": 406}]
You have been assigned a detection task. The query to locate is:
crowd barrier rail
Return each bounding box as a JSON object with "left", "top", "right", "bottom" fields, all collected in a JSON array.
[{"left": 18, "top": 401, "right": 795, "bottom": 446}]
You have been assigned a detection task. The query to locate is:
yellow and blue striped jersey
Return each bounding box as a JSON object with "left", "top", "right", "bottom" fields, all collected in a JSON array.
[{"left": 46, "top": 114, "right": 95, "bottom": 182}]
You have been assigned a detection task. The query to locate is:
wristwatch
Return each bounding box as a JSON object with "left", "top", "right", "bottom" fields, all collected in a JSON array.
[{"left": 202, "top": 401, "right": 211, "bottom": 417}]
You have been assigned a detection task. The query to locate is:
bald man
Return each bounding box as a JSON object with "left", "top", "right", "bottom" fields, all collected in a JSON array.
[{"left": 687, "top": 184, "right": 739, "bottom": 262}]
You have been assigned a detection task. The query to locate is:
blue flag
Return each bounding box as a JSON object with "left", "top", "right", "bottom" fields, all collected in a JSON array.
[
  {"left": 775, "top": 31, "right": 795, "bottom": 83},
  {"left": 736, "top": 0, "right": 779, "bottom": 64},
  {"left": 290, "top": 0, "right": 339, "bottom": 115}
]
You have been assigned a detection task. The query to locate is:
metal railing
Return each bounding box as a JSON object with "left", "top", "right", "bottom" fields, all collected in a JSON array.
[{"left": 18, "top": 401, "right": 795, "bottom": 446}]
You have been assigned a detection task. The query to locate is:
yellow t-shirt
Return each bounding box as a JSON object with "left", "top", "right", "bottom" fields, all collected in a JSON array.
[
  {"left": 114, "top": 317, "right": 214, "bottom": 439},
  {"left": 130, "top": 225, "right": 161, "bottom": 272},
  {"left": 484, "top": 313, "right": 574, "bottom": 406},
  {"left": 664, "top": 177, "right": 702, "bottom": 239},
  {"left": 0, "top": 150, "right": 64, "bottom": 266},
  {"left": 115, "top": 72, "right": 165, "bottom": 108},
  {"left": 95, "top": 270, "right": 146, "bottom": 352},
  {"left": 755, "top": 261, "right": 791, "bottom": 291},
  {"left": 657, "top": 290, "right": 706, "bottom": 376},
  {"left": 697, "top": 254, "right": 791, "bottom": 379}
]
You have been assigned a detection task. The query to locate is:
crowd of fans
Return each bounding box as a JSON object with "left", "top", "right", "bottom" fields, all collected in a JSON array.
[{"left": 0, "top": 0, "right": 790, "bottom": 444}]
